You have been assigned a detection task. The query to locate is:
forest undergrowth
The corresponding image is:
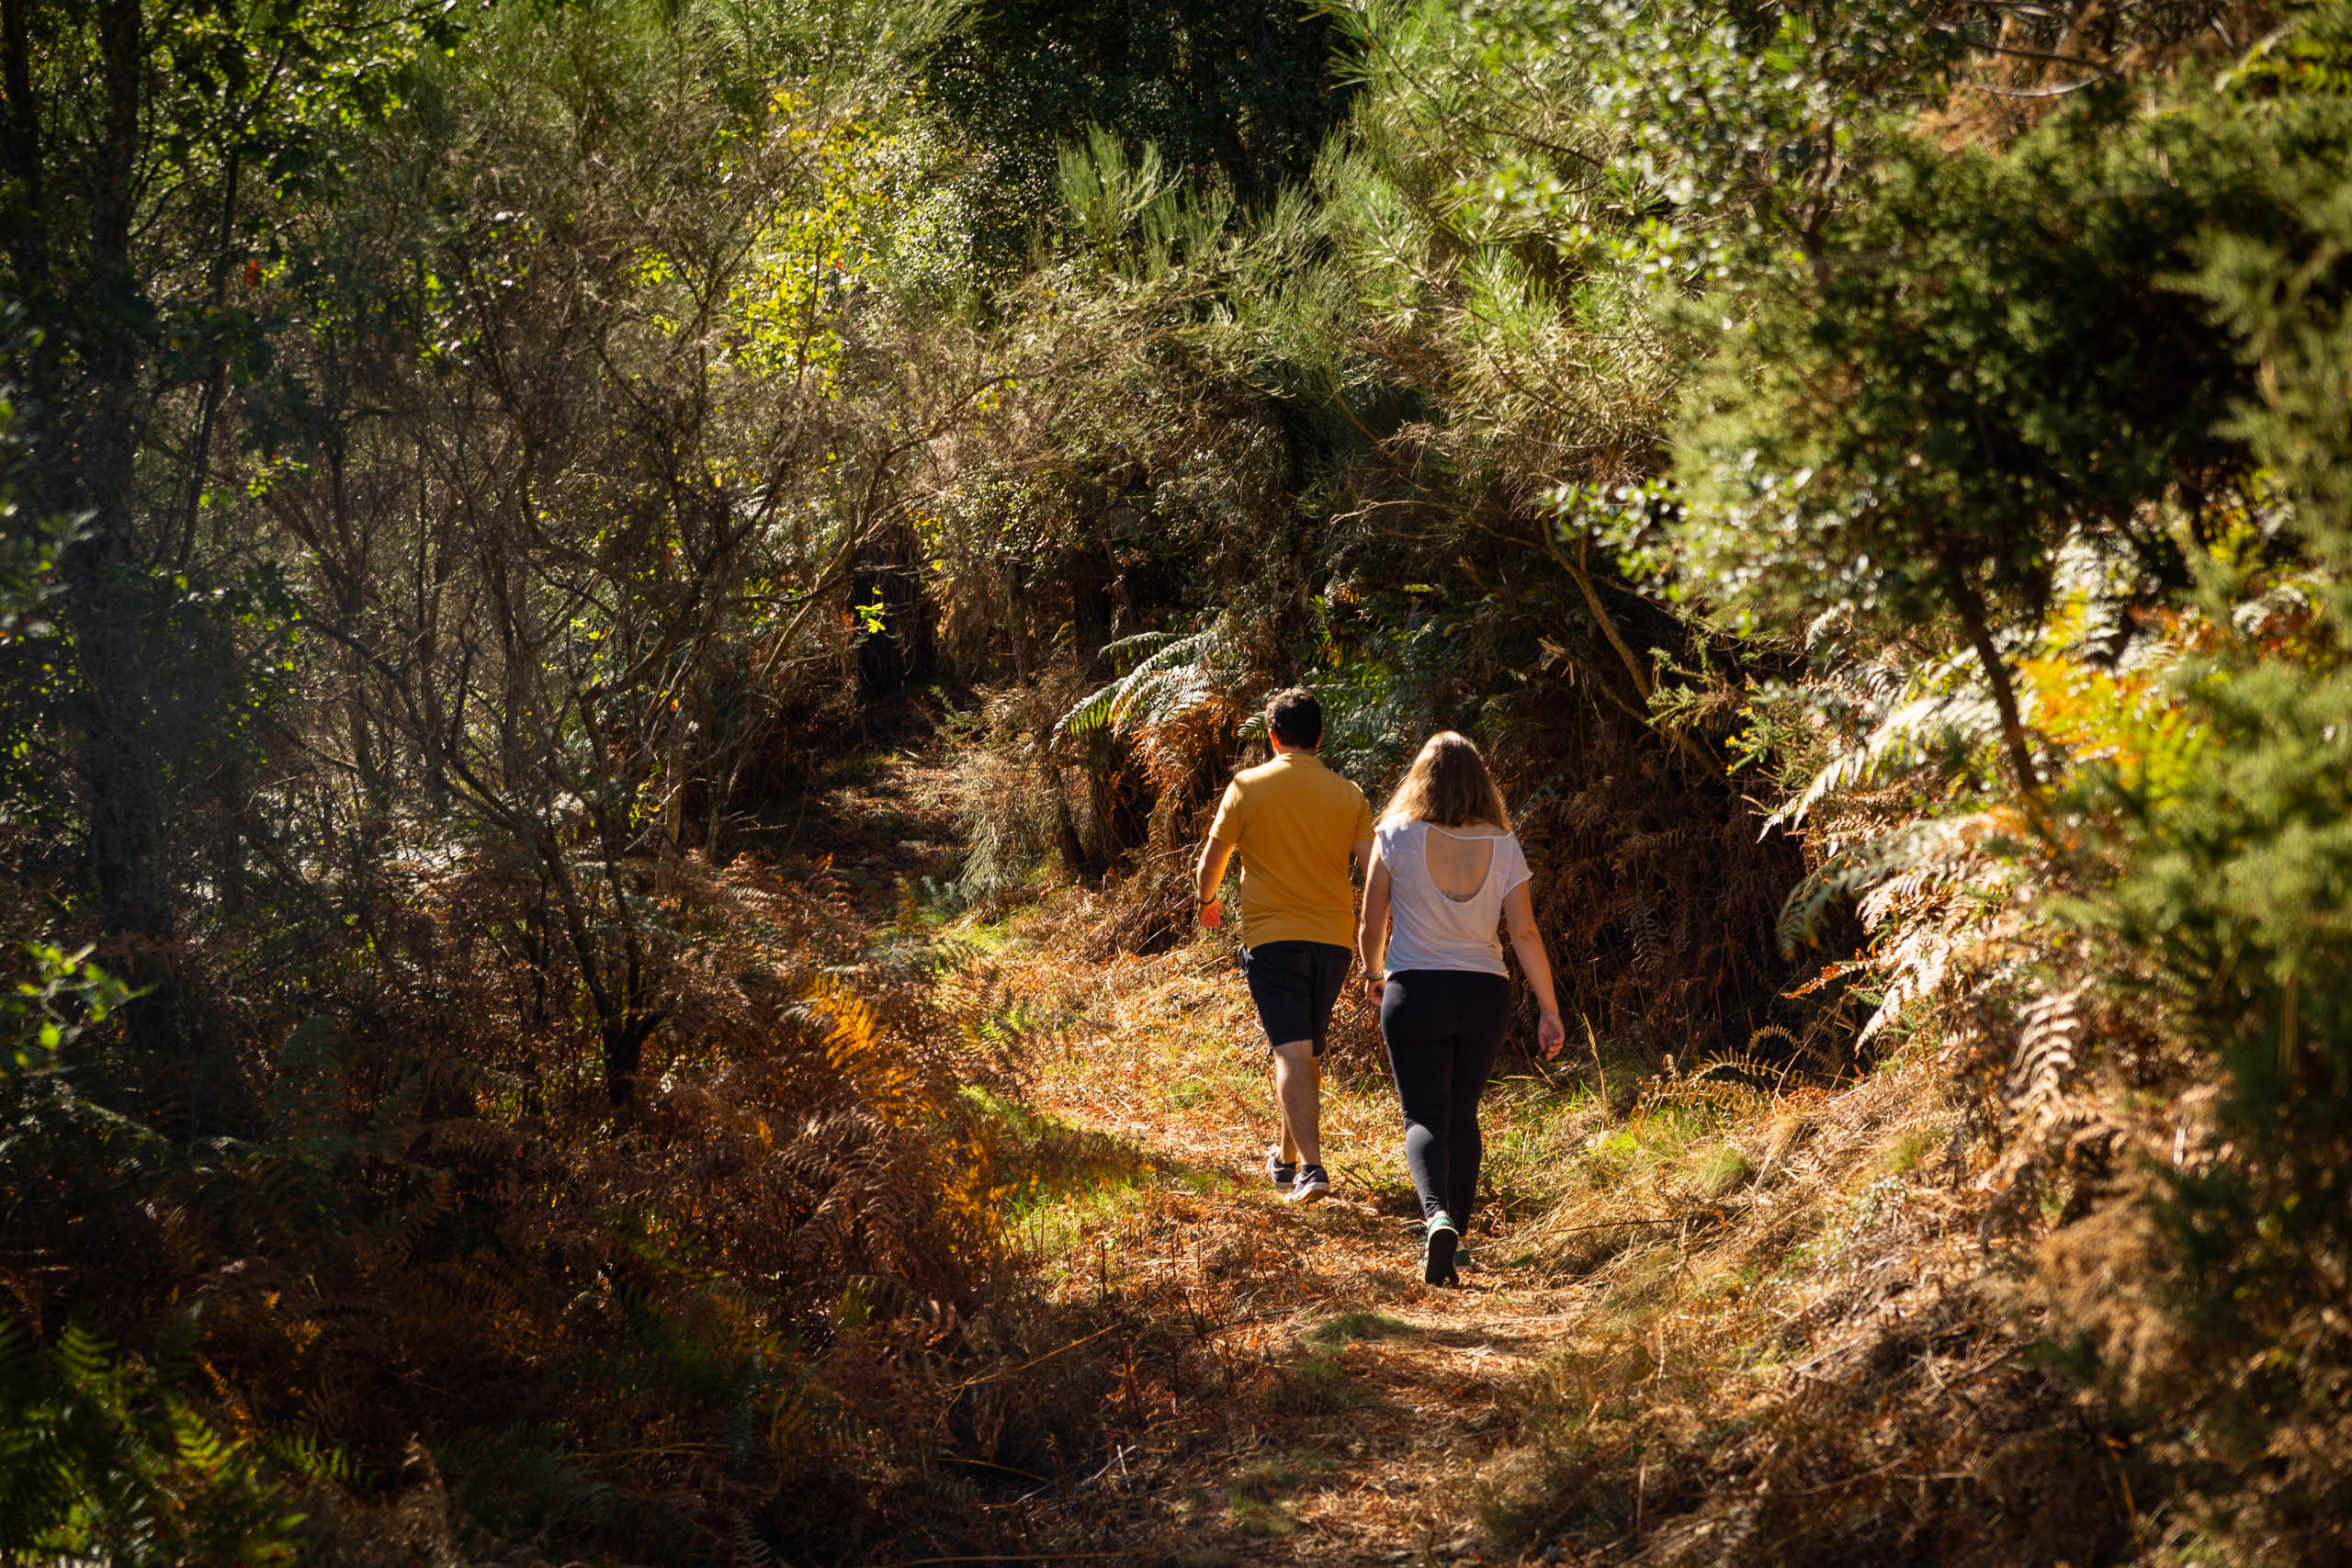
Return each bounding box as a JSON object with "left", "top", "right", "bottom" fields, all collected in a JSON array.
[{"left": 905, "top": 767, "right": 2138, "bottom": 1568}]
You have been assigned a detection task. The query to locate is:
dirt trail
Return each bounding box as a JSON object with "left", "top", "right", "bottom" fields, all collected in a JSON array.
[
  {"left": 780, "top": 726, "right": 2022, "bottom": 1568},
  {"left": 780, "top": 728, "right": 1665, "bottom": 1561},
  {"left": 797, "top": 717, "right": 1601, "bottom": 1564},
  {"left": 752, "top": 705, "right": 969, "bottom": 919},
  {"left": 1011, "top": 939, "right": 1590, "bottom": 1567}
]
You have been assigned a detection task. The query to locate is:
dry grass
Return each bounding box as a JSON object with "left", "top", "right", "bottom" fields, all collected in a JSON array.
[{"left": 945, "top": 890, "right": 2125, "bottom": 1566}]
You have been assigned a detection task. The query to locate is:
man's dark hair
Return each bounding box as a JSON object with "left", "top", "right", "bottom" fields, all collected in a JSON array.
[{"left": 1266, "top": 688, "right": 1323, "bottom": 749}]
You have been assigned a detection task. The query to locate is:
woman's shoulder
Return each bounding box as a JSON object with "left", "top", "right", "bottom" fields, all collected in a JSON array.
[{"left": 1497, "top": 829, "right": 1532, "bottom": 882}]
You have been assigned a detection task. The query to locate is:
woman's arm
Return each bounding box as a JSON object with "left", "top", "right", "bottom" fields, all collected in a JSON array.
[
  {"left": 1357, "top": 851, "right": 1392, "bottom": 1000},
  {"left": 1502, "top": 882, "right": 1567, "bottom": 1057}
]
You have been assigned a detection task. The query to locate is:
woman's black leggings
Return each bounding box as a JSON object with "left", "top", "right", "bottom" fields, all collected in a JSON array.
[{"left": 1379, "top": 970, "right": 1514, "bottom": 1225}]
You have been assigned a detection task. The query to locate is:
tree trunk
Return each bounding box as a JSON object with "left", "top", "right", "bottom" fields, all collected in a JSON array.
[
  {"left": 1052, "top": 771, "right": 1088, "bottom": 879},
  {"left": 1946, "top": 566, "right": 2041, "bottom": 799},
  {"left": 1011, "top": 571, "right": 1037, "bottom": 682},
  {"left": 67, "top": 0, "right": 202, "bottom": 1069},
  {"left": 0, "top": 0, "right": 45, "bottom": 290},
  {"left": 537, "top": 832, "right": 648, "bottom": 1111}
]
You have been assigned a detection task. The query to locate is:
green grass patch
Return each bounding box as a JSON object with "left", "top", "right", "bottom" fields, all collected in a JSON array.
[
  {"left": 1232, "top": 1446, "right": 1333, "bottom": 1497},
  {"left": 962, "top": 1086, "right": 1237, "bottom": 1264},
  {"left": 963, "top": 1087, "right": 1157, "bottom": 1214},
  {"left": 1170, "top": 1166, "right": 1241, "bottom": 1197},
  {"left": 811, "top": 750, "right": 893, "bottom": 788},
  {"left": 1227, "top": 1496, "right": 1296, "bottom": 1537},
  {"left": 1266, "top": 1352, "right": 1363, "bottom": 1416},
  {"left": 1300, "top": 1309, "right": 1418, "bottom": 1348},
  {"left": 1693, "top": 1145, "right": 1754, "bottom": 1196},
  {"left": 1883, "top": 1127, "right": 1935, "bottom": 1177},
  {"left": 1220, "top": 1444, "right": 1333, "bottom": 1535}
]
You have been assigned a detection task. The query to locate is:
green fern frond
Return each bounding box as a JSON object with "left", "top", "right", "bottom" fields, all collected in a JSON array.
[
  {"left": 1778, "top": 817, "right": 1981, "bottom": 952},
  {"left": 0, "top": 1312, "right": 299, "bottom": 1562},
  {"left": 1050, "top": 620, "right": 1235, "bottom": 749},
  {"left": 1770, "top": 682, "right": 2000, "bottom": 833}
]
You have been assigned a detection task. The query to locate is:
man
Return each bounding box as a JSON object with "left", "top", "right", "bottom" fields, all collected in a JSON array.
[{"left": 1195, "top": 688, "right": 1374, "bottom": 1205}]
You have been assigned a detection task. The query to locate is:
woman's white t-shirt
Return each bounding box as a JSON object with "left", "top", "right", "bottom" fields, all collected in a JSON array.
[{"left": 1374, "top": 818, "right": 1531, "bottom": 978}]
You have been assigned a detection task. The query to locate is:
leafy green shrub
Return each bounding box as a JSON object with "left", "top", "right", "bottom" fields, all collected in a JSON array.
[
  {"left": 1, "top": 951, "right": 300, "bottom": 1563},
  {"left": 2065, "top": 48, "right": 2352, "bottom": 1526},
  {"left": 1679, "top": 84, "right": 2267, "bottom": 792},
  {"left": 1679, "top": 6, "right": 2352, "bottom": 1551},
  {"left": 2, "top": 944, "right": 132, "bottom": 1081},
  {"left": 0, "top": 1314, "right": 302, "bottom": 1566}
]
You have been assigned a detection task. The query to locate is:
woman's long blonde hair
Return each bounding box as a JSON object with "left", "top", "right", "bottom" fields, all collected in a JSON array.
[{"left": 1383, "top": 731, "right": 1510, "bottom": 830}]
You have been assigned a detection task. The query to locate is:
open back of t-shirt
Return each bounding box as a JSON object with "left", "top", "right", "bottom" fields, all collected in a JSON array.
[
  {"left": 1422, "top": 825, "right": 1498, "bottom": 902},
  {"left": 1374, "top": 818, "right": 1530, "bottom": 978}
]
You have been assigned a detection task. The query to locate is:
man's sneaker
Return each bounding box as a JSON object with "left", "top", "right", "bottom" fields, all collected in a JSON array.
[
  {"left": 1421, "top": 1213, "right": 1461, "bottom": 1287},
  {"left": 1285, "top": 1164, "right": 1330, "bottom": 1204},
  {"left": 1266, "top": 1149, "right": 1296, "bottom": 1190}
]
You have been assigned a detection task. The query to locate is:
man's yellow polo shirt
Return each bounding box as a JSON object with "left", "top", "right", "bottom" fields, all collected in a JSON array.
[{"left": 1207, "top": 751, "right": 1374, "bottom": 950}]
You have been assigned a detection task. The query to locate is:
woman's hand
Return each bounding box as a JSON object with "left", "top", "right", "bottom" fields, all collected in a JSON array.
[
  {"left": 1362, "top": 971, "right": 1385, "bottom": 1003},
  {"left": 1537, "top": 1010, "right": 1566, "bottom": 1058}
]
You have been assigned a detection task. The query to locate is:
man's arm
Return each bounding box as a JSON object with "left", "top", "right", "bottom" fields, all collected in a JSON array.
[{"left": 1194, "top": 835, "right": 1237, "bottom": 928}]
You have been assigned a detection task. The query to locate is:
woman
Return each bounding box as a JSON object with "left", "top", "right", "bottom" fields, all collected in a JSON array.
[{"left": 1358, "top": 732, "right": 1565, "bottom": 1286}]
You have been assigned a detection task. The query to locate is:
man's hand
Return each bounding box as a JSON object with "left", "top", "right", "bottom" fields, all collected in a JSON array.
[
  {"left": 1194, "top": 838, "right": 1236, "bottom": 931},
  {"left": 1537, "top": 1010, "right": 1567, "bottom": 1059}
]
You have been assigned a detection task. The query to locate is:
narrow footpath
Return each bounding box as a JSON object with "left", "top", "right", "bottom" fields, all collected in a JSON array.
[
  {"left": 1008, "top": 934, "right": 1596, "bottom": 1566},
  {"left": 808, "top": 721, "right": 1987, "bottom": 1568},
  {"left": 800, "top": 725, "right": 1615, "bottom": 1564}
]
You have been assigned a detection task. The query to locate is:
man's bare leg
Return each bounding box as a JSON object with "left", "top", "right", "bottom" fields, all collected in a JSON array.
[{"left": 1272, "top": 1040, "right": 1321, "bottom": 1168}]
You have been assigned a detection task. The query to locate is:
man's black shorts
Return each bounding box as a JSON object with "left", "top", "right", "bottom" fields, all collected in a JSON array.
[{"left": 1241, "top": 941, "right": 1352, "bottom": 1056}]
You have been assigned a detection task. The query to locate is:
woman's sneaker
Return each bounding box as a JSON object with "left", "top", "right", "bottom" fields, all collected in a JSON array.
[
  {"left": 1266, "top": 1148, "right": 1296, "bottom": 1189},
  {"left": 1285, "top": 1164, "right": 1330, "bottom": 1204},
  {"left": 1421, "top": 1213, "right": 1461, "bottom": 1287}
]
